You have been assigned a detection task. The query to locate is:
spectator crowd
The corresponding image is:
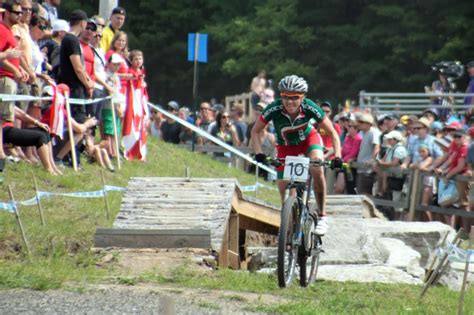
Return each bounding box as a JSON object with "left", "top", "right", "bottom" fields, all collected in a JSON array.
[
  {"left": 1, "top": 1, "right": 473, "bottom": 233},
  {"left": 0, "top": 1, "right": 149, "bottom": 178}
]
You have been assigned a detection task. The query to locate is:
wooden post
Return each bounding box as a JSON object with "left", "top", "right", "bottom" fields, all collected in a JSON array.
[
  {"left": 185, "top": 166, "right": 190, "bottom": 179},
  {"left": 64, "top": 91, "right": 78, "bottom": 171},
  {"left": 424, "top": 231, "right": 449, "bottom": 283},
  {"left": 101, "top": 170, "right": 110, "bottom": 220},
  {"left": 7, "top": 185, "right": 31, "bottom": 257},
  {"left": 32, "top": 176, "right": 45, "bottom": 226},
  {"left": 326, "top": 168, "right": 335, "bottom": 194},
  {"left": 420, "top": 228, "right": 464, "bottom": 298},
  {"left": 255, "top": 163, "right": 259, "bottom": 198},
  {"left": 111, "top": 102, "right": 121, "bottom": 170},
  {"left": 457, "top": 226, "right": 474, "bottom": 315},
  {"left": 408, "top": 169, "right": 420, "bottom": 221},
  {"left": 228, "top": 212, "right": 240, "bottom": 269}
]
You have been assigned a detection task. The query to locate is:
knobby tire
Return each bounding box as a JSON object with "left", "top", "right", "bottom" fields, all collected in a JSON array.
[
  {"left": 299, "top": 237, "right": 321, "bottom": 287},
  {"left": 277, "top": 196, "right": 298, "bottom": 288}
]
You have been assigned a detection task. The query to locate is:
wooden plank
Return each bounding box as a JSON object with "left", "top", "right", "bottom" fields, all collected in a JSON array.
[
  {"left": 94, "top": 228, "right": 211, "bottom": 248},
  {"left": 218, "top": 224, "right": 229, "bottom": 268},
  {"left": 235, "top": 199, "right": 280, "bottom": 227},
  {"left": 416, "top": 205, "right": 474, "bottom": 219},
  {"left": 239, "top": 215, "right": 279, "bottom": 235},
  {"left": 228, "top": 213, "right": 240, "bottom": 270}
]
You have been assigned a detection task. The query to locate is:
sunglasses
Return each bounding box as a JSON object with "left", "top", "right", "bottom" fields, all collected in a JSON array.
[
  {"left": 86, "top": 27, "right": 96, "bottom": 31},
  {"left": 282, "top": 95, "right": 300, "bottom": 101},
  {"left": 37, "top": 24, "right": 48, "bottom": 31},
  {"left": 221, "top": 115, "right": 230, "bottom": 119},
  {"left": 97, "top": 23, "right": 106, "bottom": 28},
  {"left": 453, "top": 134, "right": 463, "bottom": 138},
  {"left": 412, "top": 127, "right": 423, "bottom": 130},
  {"left": 9, "top": 10, "right": 23, "bottom": 15}
]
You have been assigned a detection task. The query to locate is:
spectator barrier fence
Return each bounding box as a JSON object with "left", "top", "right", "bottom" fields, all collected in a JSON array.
[{"left": 359, "top": 91, "right": 474, "bottom": 116}]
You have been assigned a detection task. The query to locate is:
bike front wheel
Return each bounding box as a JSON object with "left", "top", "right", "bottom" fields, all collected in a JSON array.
[
  {"left": 277, "top": 196, "right": 299, "bottom": 288},
  {"left": 299, "top": 236, "right": 321, "bottom": 287}
]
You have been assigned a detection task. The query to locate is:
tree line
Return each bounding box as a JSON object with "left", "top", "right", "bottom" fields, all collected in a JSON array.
[{"left": 62, "top": 0, "right": 474, "bottom": 110}]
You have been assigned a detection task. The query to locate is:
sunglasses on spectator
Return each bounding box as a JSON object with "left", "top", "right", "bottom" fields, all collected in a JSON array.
[
  {"left": 86, "top": 27, "right": 96, "bottom": 31},
  {"left": 97, "top": 23, "right": 106, "bottom": 27},
  {"left": 453, "top": 134, "right": 463, "bottom": 138},
  {"left": 36, "top": 24, "right": 48, "bottom": 31},
  {"left": 282, "top": 95, "right": 300, "bottom": 101},
  {"left": 221, "top": 115, "right": 230, "bottom": 119},
  {"left": 412, "top": 127, "right": 423, "bottom": 130},
  {"left": 9, "top": 10, "right": 23, "bottom": 15}
]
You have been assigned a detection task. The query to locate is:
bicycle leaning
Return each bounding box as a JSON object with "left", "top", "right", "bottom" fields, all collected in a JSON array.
[{"left": 268, "top": 156, "right": 334, "bottom": 288}]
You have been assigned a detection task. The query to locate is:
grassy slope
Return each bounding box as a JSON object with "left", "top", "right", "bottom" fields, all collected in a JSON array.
[{"left": 0, "top": 138, "right": 472, "bottom": 313}]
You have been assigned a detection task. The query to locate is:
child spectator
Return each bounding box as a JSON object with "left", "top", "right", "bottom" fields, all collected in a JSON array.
[
  {"left": 101, "top": 53, "right": 124, "bottom": 158},
  {"left": 415, "top": 144, "right": 435, "bottom": 221}
]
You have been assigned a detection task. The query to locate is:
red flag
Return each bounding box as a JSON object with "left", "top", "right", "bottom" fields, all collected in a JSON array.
[
  {"left": 122, "top": 76, "right": 149, "bottom": 161},
  {"left": 48, "top": 83, "right": 68, "bottom": 139}
]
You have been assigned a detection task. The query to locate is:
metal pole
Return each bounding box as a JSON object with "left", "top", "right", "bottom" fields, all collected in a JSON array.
[
  {"left": 7, "top": 185, "right": 31, "bottom": 257},
  {"left": 33, "top": 176, "right": 45, "bottom": 226},
  {"left": 99, "top": 0, "right": 118, "bottom": 22},
  {"left": 64, "top": 91, "right": 78, "bottom": 172},
  {"left": 191, "top": 33, "right": 200, "bottom": 152},
  {"left": 111, "top": 98, "right": 121, "bottom": 170},
  {"left": 101, "top": 170, "right": 110, "bottom": 220}
]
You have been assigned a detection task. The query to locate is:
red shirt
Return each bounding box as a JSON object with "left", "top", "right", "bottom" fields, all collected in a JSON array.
[
  {"left": 0, "top": 23, "right": 20, "bottom": 79},
  {"left": 319, "top": 122, "right": 342, "bottom": 151},
  {"left": 448, "top": 143, "right": 468, "bottom": 173},
  {"left": 80, "top": 40, "right": 95, "bottom": 82}
]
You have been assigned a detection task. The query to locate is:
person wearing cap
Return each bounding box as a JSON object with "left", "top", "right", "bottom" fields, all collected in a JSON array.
[
  {"left": 40, "top": 19, "right": 68, "bottom": 80},
  {"left": 318, "top": 101, "right": 342, "bottom": 159},
  {"left": 355, "top": 112, "right": 381, "bottom": 196},
  {"left": 205, "top": 103, "right": 225, "bottom": 137},
  {"left": 401, "top": 117, "right": 442, "bottom": 171},
  {"left": 464, "top": 61, "right": 474, "bottom": 106},
  {"left": 59, "top": 9, "right": 94, "bottom": 124},
  {"left": 0, "top": 1, "right": 30, "bottom": 169},
  {"left": 437, "top": 128, "right": 470, "bottom": 229},
  {"left": 100, "top": 6, "right": 126, "bottom": 52},
  {"left": 379, "top": 114, "right": 400, "bottom": 159},
  {"left": 160, "top": 101, "right": 182, "bottom": 144},
  {"left": 378, "top": 131, "right": 407, "bottom": 213},
  {"left": 79, "top": 19, "right": 98, "bottom": 117}
]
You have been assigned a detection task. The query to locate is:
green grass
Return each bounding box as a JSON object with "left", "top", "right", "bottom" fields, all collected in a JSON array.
[{"left": 0, "top": 138, "right": 472, "bottom": 314}]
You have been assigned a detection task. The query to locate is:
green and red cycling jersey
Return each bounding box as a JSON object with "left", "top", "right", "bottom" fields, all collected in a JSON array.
[{"left": 259, "top": 98, "right": 326, "bottom": 146}]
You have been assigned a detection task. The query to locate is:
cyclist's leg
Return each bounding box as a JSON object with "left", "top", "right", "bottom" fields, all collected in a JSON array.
[
  {"left": 304, "top": 130, "right": 326, "bottom": 216},
  {"left": 308, "top": 148, "right": 326, "bottom": 216}
]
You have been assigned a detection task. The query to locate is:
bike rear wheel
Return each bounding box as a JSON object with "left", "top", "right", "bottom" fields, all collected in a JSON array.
[
  {"left": 299, "top": 236, "right": 321, "bottom": 287},
  {"left": 277, "top": 196, "right": 299, "bottom": 288}
]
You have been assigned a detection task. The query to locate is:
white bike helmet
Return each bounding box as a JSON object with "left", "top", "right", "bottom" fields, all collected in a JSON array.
[{"left": 278, "top": 75, "right": 308, "bottom": 93}]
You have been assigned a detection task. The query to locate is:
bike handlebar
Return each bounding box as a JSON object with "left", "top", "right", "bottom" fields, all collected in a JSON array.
[{"left": 266, "top": 157, "right": 349, "bottom": 170}]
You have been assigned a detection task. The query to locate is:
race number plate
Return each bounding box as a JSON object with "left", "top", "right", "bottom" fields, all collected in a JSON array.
[{"left": 283, "top": 156, "right": 310, "bottom": 182}]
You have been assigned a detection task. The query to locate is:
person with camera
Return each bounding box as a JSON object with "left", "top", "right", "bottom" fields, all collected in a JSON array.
[{"left": 251, "top": 75, "right": 342, "bottom": 235}]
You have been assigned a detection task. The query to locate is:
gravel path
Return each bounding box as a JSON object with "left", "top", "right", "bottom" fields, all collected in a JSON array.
[{"left": 0, "top": 285, "right": 266, "bottom": 315}]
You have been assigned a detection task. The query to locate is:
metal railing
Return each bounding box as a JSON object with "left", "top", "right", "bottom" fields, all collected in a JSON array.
[{"left": 359, "top": 91, "right": 474, "bottom": 116}]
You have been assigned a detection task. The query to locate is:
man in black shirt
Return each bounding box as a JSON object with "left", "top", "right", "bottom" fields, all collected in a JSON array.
[
  {"left": 160, "top": 101, "right": 182, "bottom": 144},
  {"left": 58, "top": 9, "right": 93, "bottom": 124}
]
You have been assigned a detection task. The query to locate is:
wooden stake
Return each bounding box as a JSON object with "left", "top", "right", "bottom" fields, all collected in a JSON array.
[
  {"left": 185, "top": 166, "right": 190, "bottom": 179},
  {"left": 457, "top": 226, "right": 473, "bottom": 315},
  {"left": 255, "top": 163, "right": 259, "bottom": 198},
  {"left": 64, "top": 91, "right": 78, "bottom": 172},
  {"left": 7, "top": 185, "right": 31, "bottom": 257},
  {"left": 101, "top": 170, "right": 110, "bottom": 220},
  {"left": 32, "top": 176, "right": 45, "bottom": 226},
  {"left": 408, "top": 169, "right": 420, "bottom": 222},
  {"left": 424, "top": 231, "right": 449, "bottom": 282},
  {"left": 111, "top": 101, "right": 121, "bottom": 170},
  {"left": 420, "top": 228, "right": 464, "bottom": 298}
]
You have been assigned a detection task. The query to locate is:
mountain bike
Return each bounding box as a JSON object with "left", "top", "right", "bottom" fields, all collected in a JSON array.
[{"left": 269, "top": 156, "right": 331, "bottom": 288}]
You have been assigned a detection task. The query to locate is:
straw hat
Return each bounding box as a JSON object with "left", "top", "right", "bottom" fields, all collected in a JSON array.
[
  {"left": 415, "top": 117, "right": 431, "bottom": 129},
  {"left": 357, "top": 113, "right": 374, "bottom": 125}
]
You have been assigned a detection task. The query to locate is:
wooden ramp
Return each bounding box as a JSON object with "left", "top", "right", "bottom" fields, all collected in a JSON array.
[{"left": 95, "top": 177, "right": 378, "bottom": 269}]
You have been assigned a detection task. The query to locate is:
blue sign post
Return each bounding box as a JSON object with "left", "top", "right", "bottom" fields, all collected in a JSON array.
[{"left": 188, "top": 33, "right": 208, "bottom": 151}]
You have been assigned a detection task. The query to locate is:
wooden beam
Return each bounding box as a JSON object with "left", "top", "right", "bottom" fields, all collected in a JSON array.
[
  {"left": 228, "top": 213, "right": 240, "bottom": 269},
  {"left": 239, "top": 215, "right": 279, "bottom": 236},
  {"left": 218, "top": 223, "right": 229, "bottom": 268},
  {"left": 94, "top": 228, "right": 211, "bottom": 248},
  {"left": 233, "top": 199, "right": 280, "bottom": 227}
]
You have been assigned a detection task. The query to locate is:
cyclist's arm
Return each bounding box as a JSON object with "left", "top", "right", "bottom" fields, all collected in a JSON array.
[
  {"left": 319, "top": 117, "right": 341, "bottom": 158},
  {"left": 251, "top": 118, "right": 266, "bottom": 154}
]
